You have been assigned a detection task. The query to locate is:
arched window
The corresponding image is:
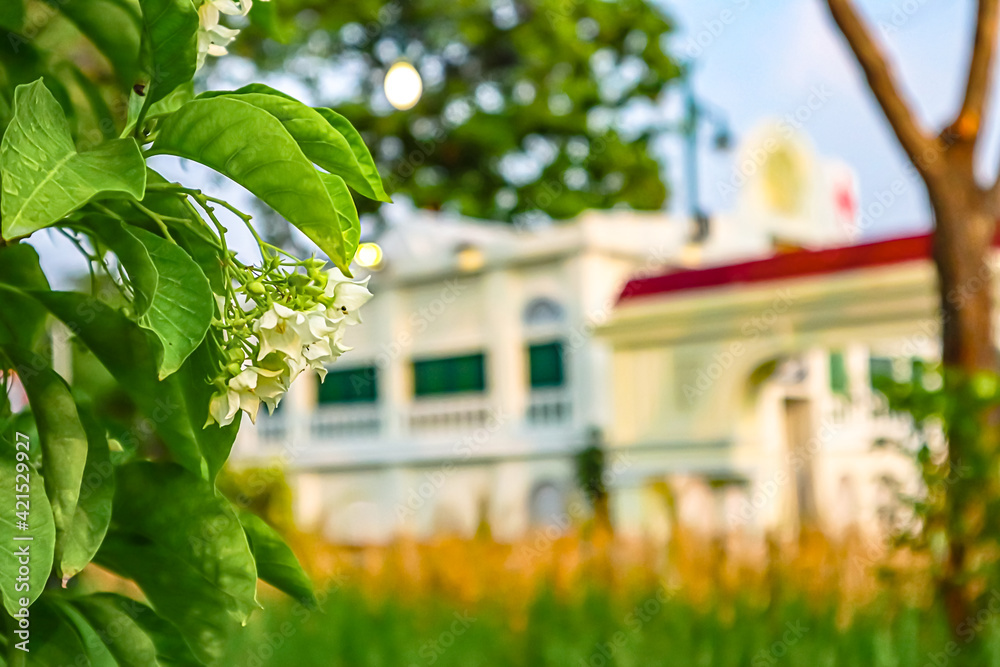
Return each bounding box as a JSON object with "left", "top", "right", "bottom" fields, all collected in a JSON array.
[
  {"left": 529, "top": 482, "right": 566, "bottom": 527},
  {"left": 523, "top": 297, "right": 564, "bottom": 327}
]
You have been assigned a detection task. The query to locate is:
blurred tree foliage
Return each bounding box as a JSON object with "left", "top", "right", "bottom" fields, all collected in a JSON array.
[{"left": 231, "top": 0, "right": 680, "bottom": 223}]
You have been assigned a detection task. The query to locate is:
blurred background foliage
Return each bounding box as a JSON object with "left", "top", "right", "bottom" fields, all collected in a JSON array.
[{"left": 226, "top": 0, "right": 679, "bottom": 224}]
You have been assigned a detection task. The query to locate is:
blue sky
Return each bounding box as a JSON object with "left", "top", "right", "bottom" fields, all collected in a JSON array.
[{"left": 660, "top": 0, "right": 993, "bottom": 239}]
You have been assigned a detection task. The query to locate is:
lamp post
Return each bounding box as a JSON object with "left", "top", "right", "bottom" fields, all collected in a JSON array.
[{"left": 674, "top": 62, "right": 731, "bottom": 243}]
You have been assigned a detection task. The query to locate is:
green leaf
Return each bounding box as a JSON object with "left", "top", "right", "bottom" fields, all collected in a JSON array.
[
  {"left": 0, "top": 244, "right": 50, "bottom": 349},
  {"left": 127, "top": 596, "right": 204, "bottom": 666},
  {"left": 199, "top": 87, "right": 390, "bottom": 202},
  {"left": 29, "top": 600, "right": 92, "bottom": 665},
  {"left": 55, "top": 599, "right": 120, "bottom": 667},
  {"left": 1, "top": 80, "right": 147, "bottom": 238},
  {"left": 0, "top": 433, "right": 55, "bottom": 615},
  {"left": 1, "top": 346, "right": 88, "bottom": 575},
  {"left": 74, "top": 594, "right": 166, "bottom": 667},
  {"left": 0, "top": 0, "right": 24, "bottom": 32},
  {"left": 149, "top": 95, "right": 358, "bottom": 273},
  {"left": 126, "top": 80, "right": 194, "bottom": 136},
  {"left": 56, "top": 0, "right": 142, "bottom": 85},
  {"left": 123, "top": 226, "right": 214, "bottom": 378},
  {"left": 81, "top": 215, "right": 158, "bottom": 316},
  {"left": 322, "top": 172, "right": 361, "bottom": 263},
  {"left": 97, "top": 462, "right": 259, "bottom": 664},
  {"left": 67, "top": 66, "right": 119, "bottom": 144},
  {"left": 315, "top": 107, "right": 390, "bottom": 202},
  {"left": 17, "top": 290, "right": 207, "bottom": 476},
  {"left": 137, "top": 0, "right": 199, "bottom": 105},
  {"left": 60, "top": 408, "right": 114, "bottom": 579},
  {"left": 239, "top": 509, "right": 319, "bottom": 609}
]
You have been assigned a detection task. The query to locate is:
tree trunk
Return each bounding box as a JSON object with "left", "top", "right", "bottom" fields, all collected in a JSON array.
[{"left": 928, "top": 167, "right": 997, "bottom": 631}]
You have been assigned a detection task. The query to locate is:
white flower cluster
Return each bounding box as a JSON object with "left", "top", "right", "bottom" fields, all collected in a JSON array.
[
  {"left": 208, "top": 272, "right": 373, "bottom": 427},
  {"left": 196, "top": 0, "right": 268, "bottom": 69}
]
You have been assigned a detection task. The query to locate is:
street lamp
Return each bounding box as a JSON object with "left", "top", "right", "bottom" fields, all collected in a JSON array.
[{"left": 384, "top": 61, "right": 422, "bottom": 111}]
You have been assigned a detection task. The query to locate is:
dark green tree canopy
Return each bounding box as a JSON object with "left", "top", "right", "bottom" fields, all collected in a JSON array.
[{"left": 235, "top": 0, "right": 680, "bottom": 223}]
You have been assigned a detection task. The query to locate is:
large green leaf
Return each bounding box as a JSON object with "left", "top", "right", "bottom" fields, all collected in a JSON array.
[
  {"left": 82, "top": 215, "right": 215, "bottom": 377},
  {"left": 131, "top": 226, "right": 214, "bottom": 378},
  {"left": 0, "top": 80, "right": 147, "bottom": 238},
  {"left": 29, "top": 600, "right": 93, "bottom": 665},
  {"left": 0, "top": 244, "right": 49, "bottom": 349},
  {"left": 148, "top": 96, "right": 358, "bottom": 273},
  {"left": 199, "top": 86, "right": 390, "bottom": 202},
  {"left": 322, "top": 172, "right": 361, "bottom": 262},
  {"left": 125, "top": 80, "right": 194, "bottom": 136},
  {"left": 1, "top": 346, "right": 88, "bottom": 574},
  {"left": 315, "top": 107, "right": 390, "bottom": 202},
  {"left": 127, "top": 596, "right": 204, "bottom": 666},
  {"left": 239, "top": 509, "right": 319, "bottom": 609},
  {"left": 56, "top": 0, "right": 142, "bottom": 85},
  {"left": 74, "top": 594, "right": 166, "bottom": 667},
  {"left": 15, "top": 290, "right": 207, "bottom": 476},
  {"left": 81, "top": 215, "right": 157, "bottom": 316},
  {"left": 97, "top": 462, "right": 259, "bottom": 664},
  {"left": 55, "top": 599, "right": 120, "bottom": 667},
  {"left": 60, "top": 408, "right": 114, "bottom": 579},
  {"left": 137, "top": 0, "right": 198, "bottom": 106},
  {"left": 0, "top": 0, "right": 24, "bottom": 32},
  {"left": 0, "top": 434, "right": 55, "bottom": 615}
]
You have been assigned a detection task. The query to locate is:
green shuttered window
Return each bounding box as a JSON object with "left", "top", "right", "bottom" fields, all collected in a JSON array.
[
  {"left": 529, "top": 341, "right": 565, "bottom": 388},
  {"left": 413, "top": 353, "right": 486, "bottom": 396},
  {"left": 318, "top": 366, "right": 378, "bottom": 404}
]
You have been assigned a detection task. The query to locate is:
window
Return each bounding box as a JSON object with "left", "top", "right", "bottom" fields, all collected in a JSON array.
[
  {"left": 529, "top": 341, "right": 564, "bottom": 388},
  {"left": 523, "top": 297, "right": 564, "bottom": 326},
  {"left": 413, "top": 353, "right": 486, "bottom": 396},
  {"left": 829, "top": 351, "right": 848, "bottom": 395},
  {"left": 318, "top": 366, "right": 378, "bottom": 404},
  {"left": 869, "top": 356, "right": 894, "bottom": 389}
]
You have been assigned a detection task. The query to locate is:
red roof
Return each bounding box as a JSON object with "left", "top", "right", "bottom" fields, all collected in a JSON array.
[{"left": 619, "top": 233, "right": 938, "bottom": 302}]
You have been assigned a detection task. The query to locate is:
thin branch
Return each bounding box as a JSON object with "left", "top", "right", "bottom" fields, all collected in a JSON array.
[
  {"left": 959, "top": 0, "right": 999, "bottom": 142},
  {"left": 825, "top": 0, "right": 939, "bottom": 179}
]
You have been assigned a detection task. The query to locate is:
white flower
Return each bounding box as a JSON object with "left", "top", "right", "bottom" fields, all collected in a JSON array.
[
  {"left": 302, "top": 338, "right": 339, "bottom": 381},
  {"left": 208, "top": 365, "right": 292, "bottom": 426},
  {"left": 228, "top": 367, "right": 264, "bottom": 422},
  {"left": 195, "top": 0, "right": 268, "bottom": 69},
  {"left": 255, "top": 303, "right": 338, "bottom": 360},
  {"left": 323, "top": 273, "right": 373, "bottom": 326},
  {"left": 208, "top": 0, "right": 253, "bottom": 16},
  {"left": 254, "top": 366, "right": 289, "bottom": 414},
  {"left": 207, "top": 388, "right": 240, "bottom": 427},
  {"left": 197, "top": 3, "right": 241, "bottom": 69}
]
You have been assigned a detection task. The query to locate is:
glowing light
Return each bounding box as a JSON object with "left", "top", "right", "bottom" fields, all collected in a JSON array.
[
  {"left": 456, "top": 245, "right": 485, "bottom": 272},
  {"left": 354, "top": 242, "right": 384, "bottom": 268},
  {"left": 384, "top": 62, "right": 423, "bottom": 111}
]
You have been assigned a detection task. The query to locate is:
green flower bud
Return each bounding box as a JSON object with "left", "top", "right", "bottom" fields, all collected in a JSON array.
[
  {"left": 288, "top": 273, "right": 311, "bottom": 288},
  {"left": 247, "top": 281, "right": 266, "bottom": 296}
]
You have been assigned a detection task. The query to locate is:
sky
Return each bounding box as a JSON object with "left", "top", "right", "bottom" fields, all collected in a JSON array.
[
  {"left": 659, "top": 0, "right": 994, "bottom": 240},
  {"left": 31, "top": 0, "right": 995, "bottom": 285}
]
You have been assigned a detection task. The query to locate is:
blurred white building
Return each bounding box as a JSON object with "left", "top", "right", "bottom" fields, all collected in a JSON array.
[{"left": 233, "top": 126, "right": 931, "bottom": 543}]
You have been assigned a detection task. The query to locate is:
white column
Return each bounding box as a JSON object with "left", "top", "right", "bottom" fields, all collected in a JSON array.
[
  {"left": 484, "top": 269, "right": 525, "bottom": 428},
  {"left": 376, "top": 288, "right": 410, "bottom": 440}
]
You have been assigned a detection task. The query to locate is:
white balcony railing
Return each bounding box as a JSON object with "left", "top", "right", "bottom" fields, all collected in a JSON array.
[
  {"left": 310, "top": 404, "right": 382, "bottom": 441},
  {"left": 247, "top": 389, "right": 576, "bottom": 454},
  {"left": 527, "top": 387, "right": 572, "bottom": 427},
  {"left": 408, "top": 394, "right": 494, "bottom": 433}
]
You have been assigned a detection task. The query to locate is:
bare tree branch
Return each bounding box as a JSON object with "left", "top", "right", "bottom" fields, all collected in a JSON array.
[
  {"left": 825, "top": 0, "right": 939, "bottom": 180},
  {"left": 960, "top": 0, "right": 999, "bottom": 142}
]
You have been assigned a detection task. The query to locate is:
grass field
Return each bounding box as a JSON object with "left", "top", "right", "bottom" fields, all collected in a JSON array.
[{"left": 220, "top": 530, "right": 1000, "bottom": 666}]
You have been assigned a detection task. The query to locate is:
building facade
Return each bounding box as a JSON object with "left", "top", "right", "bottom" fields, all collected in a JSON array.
[{"left": 234, "top": 206, "right": 755, "bottom": 543}]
